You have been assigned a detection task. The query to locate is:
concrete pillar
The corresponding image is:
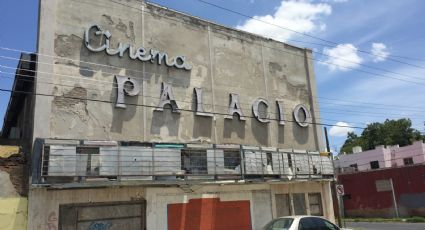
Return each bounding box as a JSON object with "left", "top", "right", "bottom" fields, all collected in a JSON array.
[{"left": 322, "top": 181, "right": 336, "bottom": 223}]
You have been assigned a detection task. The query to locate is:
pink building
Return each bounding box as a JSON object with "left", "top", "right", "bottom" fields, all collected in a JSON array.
[
  {"left": 390, "top": 141, "right": 425, "bottom": 167},
  {"left": 336, "top": 141, "right": 425, "bottom": 172}
]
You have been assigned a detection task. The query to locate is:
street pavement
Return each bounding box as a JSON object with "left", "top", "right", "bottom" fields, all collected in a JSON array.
[{"left": 345, "top": 221, "right": 425, "bottom": 230}]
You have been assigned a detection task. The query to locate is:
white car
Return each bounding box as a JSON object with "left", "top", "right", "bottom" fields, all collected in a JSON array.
[{"left": 263, "top": 216, "right": 350, "bottom": 230}]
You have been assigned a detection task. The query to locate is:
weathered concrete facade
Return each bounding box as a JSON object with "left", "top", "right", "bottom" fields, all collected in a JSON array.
[
  {"left": 34, "top": 0, "right": 323, "bottom": 150},
  {"left": 22, "top": 0, "right": 334, "bottom": 229},
  {"left": 28, "top": 182, "right": 334, "bottom": 229}
]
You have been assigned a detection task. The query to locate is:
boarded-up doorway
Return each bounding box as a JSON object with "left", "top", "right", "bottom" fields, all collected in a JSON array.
[
  {"left": 168, "top": 198, "right": 251, "bottom": 230},
  {"left": 59, "top": 201, "right": 146, "bottom": 230}
]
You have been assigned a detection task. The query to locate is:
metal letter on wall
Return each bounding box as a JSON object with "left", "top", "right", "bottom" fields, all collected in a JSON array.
[
  {"left": 84, "top": 24, "right": 110, "bottom": 52},
  {"left": 84, "top": 24, "right": 192, "bottom": 71},
  {"left": 194, "top": 88, "right": 213, "bottom": 117},
  {"left": 252, "top": 98, "right": 270, "bottom": 123},
  {"left": 115, "top": 75, "right": 141, "bottom": 109},
  {"left": 155, "top": 82, "right": 180, "bottom": 113},
  {"left": 225, "top": 93, "right": 245, "bottom": 121},
  {"left": 276, "top": 100, "right": 285, "bottom": 125},
  {"left": 293, "top": 104, "right": 312, "bottom": 127}
]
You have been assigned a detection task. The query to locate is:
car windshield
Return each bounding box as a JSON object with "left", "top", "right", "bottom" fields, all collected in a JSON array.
[{"left": 264, "top": 218, "right": 294, "bottom": 230}]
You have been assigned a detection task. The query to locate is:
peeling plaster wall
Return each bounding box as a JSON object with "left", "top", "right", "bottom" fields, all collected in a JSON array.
[
  {"left": 33, "top": 0, "right": 324, "bottom": 150},
  {"left": 0, "top": 146, "right": 28, "bottom": 230},
  {"left": 0, "top": 146, "right": 26, "bottom": 196}
]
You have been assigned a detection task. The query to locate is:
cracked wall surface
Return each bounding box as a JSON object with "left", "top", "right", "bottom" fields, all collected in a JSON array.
[{"left": 34, "top": 0, "right": 324, "bottom": 150}]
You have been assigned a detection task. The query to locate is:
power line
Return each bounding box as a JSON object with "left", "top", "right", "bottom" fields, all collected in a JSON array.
[
  {"left": 339, "top": 146, "right": 423, "bottom": 161},
  {"left": 313, "top": 51, "right": 425, "bottom": 82},
  {"left": 0, "top": 87, "right": 366, "bottom": 129},
  {"left": 196, "top": 0, "right": 338, "bottom": 46},
  {"left": 2, "top": 53, "right": 425, "bottom": 124},
  {"left": 317, "top": 96, "right": 425, "bottom": 111},
  {"left": 196, "top": 0, "right": 425, "bottom": 67},
  {"left": 32, "top": 0, "right": 425, "bottom": 86},
  {"left": 1, "top": 0, "right": 420, "bottom": 105},
  {"left": 3, "top": 51, "right": 425, "bottom": 112},
  {"left": 0, "top": 65, "right": 422, "bottom": 124},
  {"left": 320, "top": 103, "right": 425, "bottom": 114},
  {"left": 2, "top": 64, "right": 425, "bottom": 122},
  {"left": 1, "top": 81, "right": 422, "bottom": 135},
  {"left": 0, "top": 73, "right": 372, "bottom": 128},
  {"left": 0, "top": 65, "right": 321, "bottom": 116},
  {"left": 3, "top": 76, "right": 424, "bottom": 143},
  {"left": 319, "top": 108, "right": 425, "bottom": 119},
  {"left": 4, "top": 59, "right": 425, "bottom": 117},
  {"left": 0, "top": 1, "right": 420, "bottom": 122},
  {"left": 134, "top": 1, "right": 425, "bottom": 84},
  {"left": 336, "top": 150, "right": 425, "bottom": 168},
  {"left": 1, "top": 0, "right": 425, "bottom": 91}
]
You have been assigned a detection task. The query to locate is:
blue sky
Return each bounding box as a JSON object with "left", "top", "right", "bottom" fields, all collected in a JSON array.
[{"left": 1, "top": 0, "right": 425, "bottom": 152}]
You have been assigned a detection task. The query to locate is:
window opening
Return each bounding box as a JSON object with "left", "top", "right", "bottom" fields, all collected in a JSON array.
[
  {"left": 370, "top": 161, "right": 380, "bottom": 169},
  {"left": 181, "top": 149, "right": 207, "bottom": 175}
]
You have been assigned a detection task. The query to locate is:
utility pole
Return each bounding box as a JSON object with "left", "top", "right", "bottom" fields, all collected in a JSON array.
[
  {"left": 324, "top": 127, "right": 330, "bottom": 153},
  {"left": 324, "top": 127, "right": 342, "bottom": 227}
]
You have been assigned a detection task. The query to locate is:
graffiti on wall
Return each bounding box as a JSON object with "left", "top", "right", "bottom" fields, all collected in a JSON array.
[
  {"left": 88, "top": 222, "right": 112, "bottom": 230},
  {"left": 46, "top": 211, "right": 57, "bottom": 230}
]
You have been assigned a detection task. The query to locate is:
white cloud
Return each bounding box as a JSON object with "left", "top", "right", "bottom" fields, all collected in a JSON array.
[
  {"left": 329, "top": 122, "right": 354, "bottom": 137},
  {"left": 371, "top": 42, "right": 390, "bottom": 62},
  {"left": 236, "top": 0, "right": 332, "bottom": 42},
  {"left": 322, "top": 43, "right": 362, "bottom": 71},
  {"left": 322, "top": 0, "right": 348, "bottom": 3},
  {"left": 319, "top": 23, "right": 327, "bottom": 31}
]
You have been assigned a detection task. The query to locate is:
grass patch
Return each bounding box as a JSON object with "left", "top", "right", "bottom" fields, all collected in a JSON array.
[
  {"left": 344, "top": 216, "right": 425, "bottom": 223},
  {"left": 406, "top": 216, "right": 425, "bottom": 223},
  {"left": 344, "top": 217, "right": 402, "bottom": 223}
]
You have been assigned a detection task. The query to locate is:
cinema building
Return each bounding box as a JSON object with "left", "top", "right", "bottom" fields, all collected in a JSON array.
[{"left": 1, "top": 0, "right": 336, "bottom": 229}]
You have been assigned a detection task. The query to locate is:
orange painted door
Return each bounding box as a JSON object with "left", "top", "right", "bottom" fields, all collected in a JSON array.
[{"left": 168, "top": 198, "right": 252, "bottom": 230}]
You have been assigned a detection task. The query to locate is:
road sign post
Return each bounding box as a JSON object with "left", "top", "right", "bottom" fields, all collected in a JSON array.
[{"left": 336, "top": 184, "right": 345, "bottom": 228}]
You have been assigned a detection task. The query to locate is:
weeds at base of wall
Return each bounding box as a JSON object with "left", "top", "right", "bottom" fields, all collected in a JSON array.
[
  {"left": 407, "top": 216, "right": 425, "bottom": 223},
  {"left": 344, "top": 216, "right": 425, "bottom": 223}
]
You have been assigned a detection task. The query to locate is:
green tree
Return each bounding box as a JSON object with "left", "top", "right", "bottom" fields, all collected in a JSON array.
[
  {"left": 340, "top": 118, "right": 424, "bottom": 154},
  {"left": 340, "top": 132, "right": 363, "bottom": 154}
]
